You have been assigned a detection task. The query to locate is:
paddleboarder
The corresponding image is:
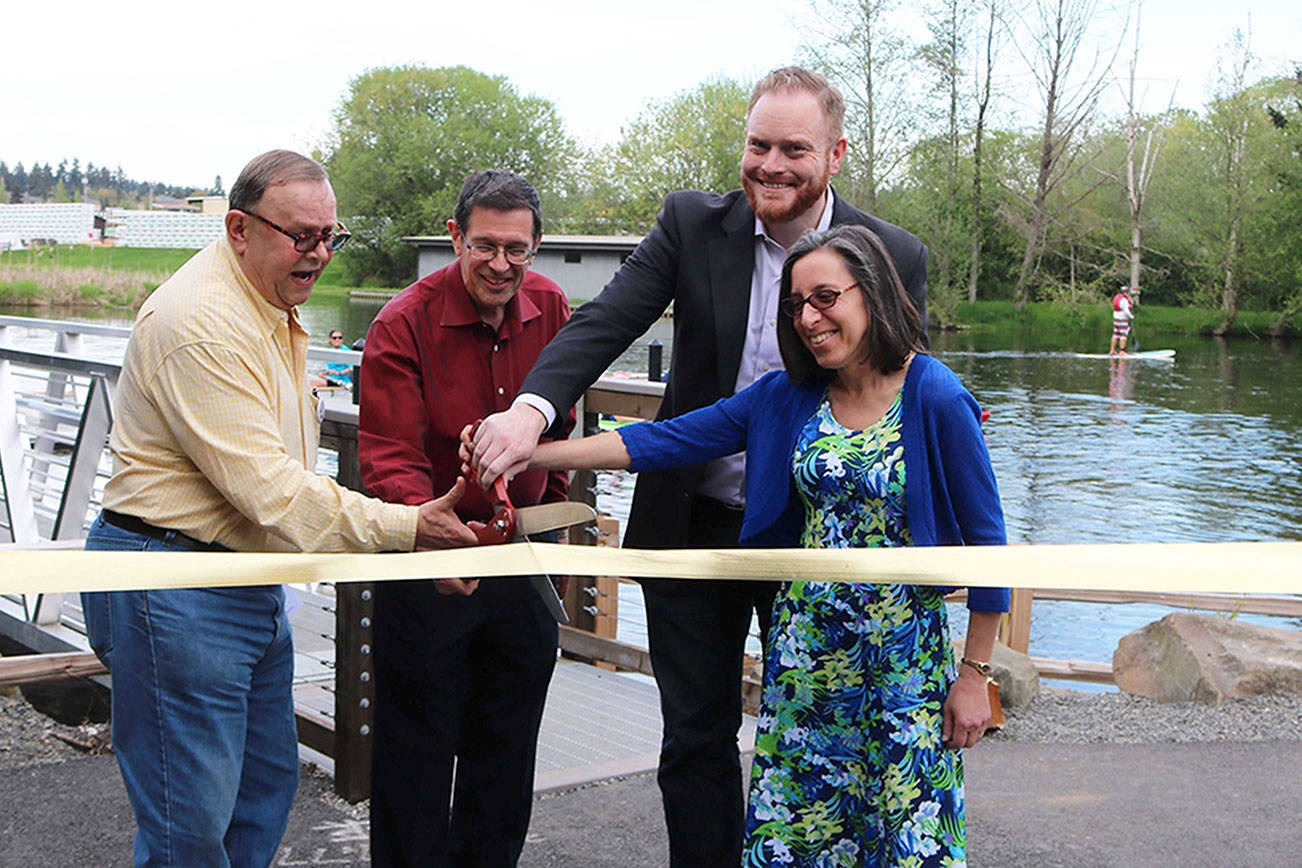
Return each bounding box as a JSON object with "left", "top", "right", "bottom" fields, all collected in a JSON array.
[{"left": 1110, "top": 286, "right": 1134, "bottom": 355}]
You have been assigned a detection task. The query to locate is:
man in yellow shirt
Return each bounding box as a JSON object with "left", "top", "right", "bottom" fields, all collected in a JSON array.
[{"left": 80, "top": 149, "right": 477, "bottom": 867}]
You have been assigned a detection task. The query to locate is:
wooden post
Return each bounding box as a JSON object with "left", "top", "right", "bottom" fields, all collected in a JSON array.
[
  {"left": 1000, "top": 588, "right": 1034, "bottom": 654},
  {"left": 564, "top": 399, "right": 601, "bottom": 632},
  {"left": 329, "top": 422, "right": 374, "bottom": 803},
  {"left": 584, "top": 515, "right": 621, "bottom": 670},
  {"left": 591, "top": 516, "right": 620, "bottom": 640},
  {"left": 333, "top": 582, "right": 374, "bottom": 802}
]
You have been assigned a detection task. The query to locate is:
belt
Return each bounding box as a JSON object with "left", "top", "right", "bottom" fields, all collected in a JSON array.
[{"left": 101, "top": 509, "right": 231, "bottom": 552}]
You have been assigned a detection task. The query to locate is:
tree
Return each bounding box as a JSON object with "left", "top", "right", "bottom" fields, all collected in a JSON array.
[
  {"left": 67, "top": 158, "right": 83, "bottom": 199},
  {"left": 1008, "top": 0, "right": 1120, "bottom": 310},
  {"left": 323, "top": 65, "right": 577, "bottom": 285},
  {"left": 1207, "top": 29, "right": 1254, "bottom": 335},
  {"left": 968, "top": 0, "right": 1002, "bottom": 302},
  {"left": 1263, "top": 70, "right": 1302, "bottom": 333},
  {"left": 563, "top": 77, "right": 749, "bottom": 234},
  {"left": 914, "top": 0, "right": 969, "bottom": 309},
  {"left": 11, "top": 163, "right": 27, "bottom": 200},
  {"left": 212, "top": 174, "right": 224, "bottom": 196},
  {"left": 800, "top": 0, "right": 916, "bottom": 211},
  {"left": 1118, "top": 1, "right": 1166, "bottom": 299}
]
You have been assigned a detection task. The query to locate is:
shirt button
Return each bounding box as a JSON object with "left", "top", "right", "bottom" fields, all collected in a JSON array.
[
  {"left": 494, "top": 344, "right": 499, "bottom": 352},
  {"left": 769, "top": 318, "right": 776, "bottom": 326},
  {"left": 497, "top": 387, "right": 505, "bottom": 395}
]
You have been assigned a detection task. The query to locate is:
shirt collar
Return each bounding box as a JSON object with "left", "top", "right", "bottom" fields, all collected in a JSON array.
[
  {"left": 752, "top": 188, "right": 836, "bottom": 243},
  {"left": 438, "top": 262, "right": 540, "bottom": 338}
]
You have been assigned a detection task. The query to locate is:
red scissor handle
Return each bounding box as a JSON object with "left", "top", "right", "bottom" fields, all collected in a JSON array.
[{"left": 466, "top": 419, "right": 516, "bottom": 546}]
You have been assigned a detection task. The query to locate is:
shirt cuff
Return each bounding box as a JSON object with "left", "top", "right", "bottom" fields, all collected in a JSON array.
[
  {"left": 385, "top": 503, "right": 421, "bottom": 552},
  {"left": 513, "top": 394, "right": 557, "bottom": 430}
]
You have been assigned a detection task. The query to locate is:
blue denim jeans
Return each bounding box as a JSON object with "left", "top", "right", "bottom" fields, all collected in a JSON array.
[{"left": 82, "top": 513, "right": 298, "bottom": 868}]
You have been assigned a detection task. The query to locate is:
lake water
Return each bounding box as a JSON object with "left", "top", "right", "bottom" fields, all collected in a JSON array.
[
  {"left": 594, "top": 320, "right": 1302, "bottom": 688},
  {"left": 4, "top": 301, "right": 1299, "bottom": 690}
]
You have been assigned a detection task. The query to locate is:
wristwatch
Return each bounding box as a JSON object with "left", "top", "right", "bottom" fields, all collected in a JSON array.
[{"left": 961, "top": 657, "right": 993, "bottom": 677}]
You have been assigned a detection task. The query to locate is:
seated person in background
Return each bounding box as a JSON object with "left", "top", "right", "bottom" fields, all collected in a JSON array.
[{"left": 315, "top": 328, "right": 353, "bottom": 386}]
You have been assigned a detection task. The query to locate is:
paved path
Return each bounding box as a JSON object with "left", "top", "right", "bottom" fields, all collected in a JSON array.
[{"left": 3, "top": 739, "right": 1299, "bottom": 866}]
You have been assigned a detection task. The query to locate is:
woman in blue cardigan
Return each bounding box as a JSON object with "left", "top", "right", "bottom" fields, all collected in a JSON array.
[{"left": 501, "top": 225, "right": 1008, "bottom": 867}]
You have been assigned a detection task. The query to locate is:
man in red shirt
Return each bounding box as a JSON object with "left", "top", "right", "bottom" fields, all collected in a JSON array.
[{"left": 358, "top": 170, "right": 574, "bottom": 866}]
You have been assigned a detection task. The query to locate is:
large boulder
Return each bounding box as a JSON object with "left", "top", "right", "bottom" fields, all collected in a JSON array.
[
  {"left": 952, "top": 637, "right": 1040, "bottom": 708},
  {"left": 1113, "top": 612, "right": 1302, "bottom": 704}
]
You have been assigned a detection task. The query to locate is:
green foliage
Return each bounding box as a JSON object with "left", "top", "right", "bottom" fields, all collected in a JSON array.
[
  {"left": 953, "top": 300, "right": 1295, "bottom": 338},
  {"left": 554, "top": 77, "right": 749, "bottom": 235},
  {"left": 2, "top": 245, "right": 195, "bottom": 273},
  {"left": 322, "top": 65, "right": 578, "bottom": 286}
]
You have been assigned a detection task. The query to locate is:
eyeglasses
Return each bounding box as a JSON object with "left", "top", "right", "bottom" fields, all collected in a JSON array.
[
  {"left": 328, "top": 334, "right": 344, "bottom": 341},
  {"left": 465, "top": 242, "right": 536, "bottom": 266},
  {"left": 245, "top": 211, "right": 351, "bottom": 253},
  {"left": 780, "top": 283, "right": 860, "bottom": 318}
]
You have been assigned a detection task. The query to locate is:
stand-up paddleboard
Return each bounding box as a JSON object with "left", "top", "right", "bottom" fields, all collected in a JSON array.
[{"left": 1072, "top": 349, "right": 1175, "bottom": 361}]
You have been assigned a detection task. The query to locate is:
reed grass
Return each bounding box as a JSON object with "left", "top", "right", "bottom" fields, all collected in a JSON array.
[{"left": 0, "top": 265, "right": 165, "bottom": 308}]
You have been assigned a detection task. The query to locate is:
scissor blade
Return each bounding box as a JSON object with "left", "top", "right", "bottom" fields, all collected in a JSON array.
[
  {"left": 513, "top": 502, "right": 597, "bottom": 537},
  {"left": 512, "top": 503, "right": 592, "bottom": 625},
  {"left": 530, "top": 575, "right": 570, "bottom": 624}
]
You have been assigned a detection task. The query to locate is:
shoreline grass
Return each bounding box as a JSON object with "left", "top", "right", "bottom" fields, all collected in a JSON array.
[
  {"left": 2, "top": 246, "right": 1295, "bottom": 340},
  {"left": 946, "top": 299, "right": 1296, "bottom": 340}
]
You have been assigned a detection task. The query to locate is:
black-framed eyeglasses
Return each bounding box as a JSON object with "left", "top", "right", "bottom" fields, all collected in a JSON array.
[
  {"left": 465, "top": 242, "right": 536, "bottom": 266},
  {"left": 245, "top": 211, "right": 351, "bottom": 253},
  {"left": 780, "top": 283, "right": 860, "bottom": 318},
  {"left": 328, "top": 333, "right": 344, "bottom": 341}
]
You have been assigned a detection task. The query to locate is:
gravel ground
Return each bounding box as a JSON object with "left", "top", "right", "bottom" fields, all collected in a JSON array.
[
  {"left": 989, "top": 686, "right": 1302, "bottom": 743},
  {"left": 0, "top": 690, "right": 109, "bottom": 771},
  {"left": 2, "top": 682, "right": 1298, "bottom": 772}
]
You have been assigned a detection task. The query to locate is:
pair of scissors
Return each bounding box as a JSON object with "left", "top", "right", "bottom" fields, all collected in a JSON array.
[{"left": 466, "top": 429, "right": 595, "bottom": 624}]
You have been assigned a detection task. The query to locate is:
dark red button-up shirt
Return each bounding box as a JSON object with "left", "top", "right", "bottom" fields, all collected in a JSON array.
[{"left": 358, "top": 262, "right": 573, "bottom": 521}]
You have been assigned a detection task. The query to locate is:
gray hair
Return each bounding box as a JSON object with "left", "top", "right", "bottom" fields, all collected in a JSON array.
[{"left": 228, "top": 150, "right": 328, "bottom": 212}]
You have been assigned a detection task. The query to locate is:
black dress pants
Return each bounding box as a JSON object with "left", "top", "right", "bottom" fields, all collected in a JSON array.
[
  {"left": 642, "top": 494, "right": 779, "bottom": 867},
  {"left": 370, "top": 577, "right": 558, "bottom": 867}
]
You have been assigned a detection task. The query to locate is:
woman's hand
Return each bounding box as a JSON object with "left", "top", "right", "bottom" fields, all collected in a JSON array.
[{"left": 942, "top": 668, "right": 992, "bottom": 749}]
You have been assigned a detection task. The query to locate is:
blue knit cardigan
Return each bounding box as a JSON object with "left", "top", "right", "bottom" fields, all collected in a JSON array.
[{"left": 618, "top": 353, "right": 1010, "bottom": 612}]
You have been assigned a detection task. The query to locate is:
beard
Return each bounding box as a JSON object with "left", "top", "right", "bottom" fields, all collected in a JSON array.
[{"left": 742, "top": 164, "right": 831, "bottom": 226}]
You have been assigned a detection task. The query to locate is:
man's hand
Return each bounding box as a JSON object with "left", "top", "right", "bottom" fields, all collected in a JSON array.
[
  {"left": 415, "top": 477, "right": 478, "bottom": 550},
  {"left": 470, "top": 403, "right": 548, "bottom": 488}
]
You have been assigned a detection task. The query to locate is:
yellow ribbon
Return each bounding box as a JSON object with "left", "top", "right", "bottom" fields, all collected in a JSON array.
[{"left": 2, "top": 541, "right": 1299, "bottom": 597}]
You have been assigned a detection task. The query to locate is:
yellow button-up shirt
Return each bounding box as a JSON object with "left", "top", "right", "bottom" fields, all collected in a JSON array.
[{"left": 103, "top": 235, "right": 417, "bottom": 553}]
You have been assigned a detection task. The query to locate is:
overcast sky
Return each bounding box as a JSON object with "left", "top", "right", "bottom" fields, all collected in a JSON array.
[{"left": 3, "top": 0, "right": 1297, "bottom": 190}]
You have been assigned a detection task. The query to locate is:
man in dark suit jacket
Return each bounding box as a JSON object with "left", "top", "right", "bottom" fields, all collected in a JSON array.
[{"left": 471, "top": 66, "right": 928, "bottom": 866}]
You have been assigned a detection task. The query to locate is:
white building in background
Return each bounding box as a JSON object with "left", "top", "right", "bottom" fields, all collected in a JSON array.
[
  {"left": 104, "top": 209, "right": 225, "bottom": 248},
  {"left": 0, "top": 203, "right": 98, "bottom": 247},
  {"left": 0, "top": 201, "right": 228, "bottom": 250},
  {"left": 404, "top": 234, "right": 642, "bottom": 302}
]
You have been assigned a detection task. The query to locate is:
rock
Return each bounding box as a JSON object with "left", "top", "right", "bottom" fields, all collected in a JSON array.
[
  {"left": 1113, "top": 612, "right": 1302, "bottom": 704},
  {"left": 952, "top": 637, "right": 1040, "bottom": 708}
]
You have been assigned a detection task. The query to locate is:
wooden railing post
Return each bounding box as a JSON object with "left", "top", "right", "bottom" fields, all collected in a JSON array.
[
  {"left": 1000, "top": 588, "right": 1034, "bottom": 654},
  {"left": 563, "top": 397, "right": 601, "bottom": 632},
  {"left": 328, "top": 420, "right": 374, "bottom": 802}
]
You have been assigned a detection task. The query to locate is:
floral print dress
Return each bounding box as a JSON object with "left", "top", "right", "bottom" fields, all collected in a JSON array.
[{"left": 742, "top": 392, "right": 965, "bottom": 867}]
